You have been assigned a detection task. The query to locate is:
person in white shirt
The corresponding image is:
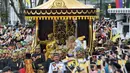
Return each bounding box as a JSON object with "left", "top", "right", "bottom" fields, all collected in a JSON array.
[
  {"left": 75, "top": 36, "right": 86, "bottom": 49},
  {"left": 24, "top": 33, "right": 33, "bottom": 43},
  {"left": 48, "top": 53, "right": 66, "bottom": 73},
  {"left": 112, "top": 26, "right": 118, "bottom": 36},
  {"left": 125, "top": 32, "right": 130, "bottom": 40}
]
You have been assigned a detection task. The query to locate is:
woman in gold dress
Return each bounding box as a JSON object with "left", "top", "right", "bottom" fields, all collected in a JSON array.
[{"left": 24, "top": 53, "right": 34, "bottom": 73}]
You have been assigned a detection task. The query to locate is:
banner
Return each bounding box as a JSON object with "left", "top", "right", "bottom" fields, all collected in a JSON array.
[{"left": 115, "top": 0, "right": 123, "bottom": 8}]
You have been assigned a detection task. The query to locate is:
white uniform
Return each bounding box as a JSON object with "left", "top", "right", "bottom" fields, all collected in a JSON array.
[{"left": 48, "top": 61, "right": 66, "bottom": 73}]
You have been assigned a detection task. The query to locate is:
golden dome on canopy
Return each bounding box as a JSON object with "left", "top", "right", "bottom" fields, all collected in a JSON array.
[{"left": 33, "top": 0, "right": 94, "bottom": 9}]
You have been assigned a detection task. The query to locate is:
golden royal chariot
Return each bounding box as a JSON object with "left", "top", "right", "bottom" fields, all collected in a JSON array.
[{"left": 24, "top": 0, "right": 98, "bottom": 54}]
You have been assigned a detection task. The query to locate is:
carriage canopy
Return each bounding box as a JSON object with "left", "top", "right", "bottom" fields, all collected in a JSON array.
[{"left": 24, "top": 0, "right": 97, "bottom": 20}]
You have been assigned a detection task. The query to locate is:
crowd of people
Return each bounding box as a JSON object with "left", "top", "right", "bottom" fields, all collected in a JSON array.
[
  {"left": 0, "top": 18, "right": 130, "bottom": 73},
  {"left": 0, "top": 24, "right": 35, "bottom": 73}
]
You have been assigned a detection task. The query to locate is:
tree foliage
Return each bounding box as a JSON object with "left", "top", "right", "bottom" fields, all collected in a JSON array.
[
  {"left": 9, "top": 0, "right": 44, "bottom": 25},
  {"left": 0, "top": 0, "right": 8, "bottom": 24}
]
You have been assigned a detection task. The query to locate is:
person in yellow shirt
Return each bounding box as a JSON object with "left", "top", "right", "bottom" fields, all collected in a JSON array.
[
  {"left": 39, "top": 33, "right": 57, "bottom": 60},
  {"left": 74, "top": 47, "right": 88, "bottom": 73}
]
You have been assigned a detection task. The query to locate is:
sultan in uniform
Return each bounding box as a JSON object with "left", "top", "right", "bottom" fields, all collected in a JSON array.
[{"left": 48, "top": 53, "right": 66, "bottom": 73}]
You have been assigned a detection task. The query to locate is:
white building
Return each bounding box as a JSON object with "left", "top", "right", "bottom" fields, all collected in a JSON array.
[
  {"left": 8, "top": 0, "right": 48, "bottom": 25},
  {"left": 108, "top": 8, "right": 130, "bottom": 39},
  {"left": 0, "top": 0, "right": 9, "bottom": 23},
  {"left": 9, "top": 0, "right": 19, "bottom": 26}
]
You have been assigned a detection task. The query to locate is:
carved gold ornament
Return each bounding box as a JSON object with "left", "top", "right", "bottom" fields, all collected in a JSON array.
[{"left": 52, "top": 0, "right": 66, "bottom": 8}]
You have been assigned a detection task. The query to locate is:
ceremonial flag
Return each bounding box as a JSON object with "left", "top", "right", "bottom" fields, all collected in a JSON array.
[
  {"left": 93, "top": 30, "right": 96, "bottom": 41},
  {"left": 31, "top": 34, "right": 37, "bottom": 53},
  {"left": 108, "top": 4, "right": 112, "bottom": 9},
  {"left": 26, "top": 0, "right": 30, "bottom": 5},
  {"left": 112, "top": 33, "right": 120, "bottom": 42},
  {"left": 110, "top": 29, "right": 112, "bottom": 40},
  {"left": 126, "top": 0, "right": 130, "bottom": 8},
  {"left": 115, "top": 0, "right": 123, "bottom": 8}
]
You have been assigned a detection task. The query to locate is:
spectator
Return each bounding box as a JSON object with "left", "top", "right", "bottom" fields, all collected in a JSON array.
[
  {"left": 48, "top": 53, "right": 66, "bottom": 73},
  {"left": 2, "top": 66, "right": 12, "bottom": 73}
]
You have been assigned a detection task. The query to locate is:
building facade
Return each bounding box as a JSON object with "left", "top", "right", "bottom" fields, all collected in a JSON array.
[{"left": 9, "top": 0, "right": 19, "bottom": 25}]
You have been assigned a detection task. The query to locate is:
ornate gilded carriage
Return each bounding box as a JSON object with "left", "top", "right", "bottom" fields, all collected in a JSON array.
[{"left": 24, "top": 0, "right": 97, "bottom": 53}]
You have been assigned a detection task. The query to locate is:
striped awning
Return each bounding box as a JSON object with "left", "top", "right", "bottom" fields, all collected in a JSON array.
[
  {"left": 108, "top": 8, "right": 130, "bottom": 13},
  {"left": 24, "top": 9, "right": 97, "bottom": 20}
]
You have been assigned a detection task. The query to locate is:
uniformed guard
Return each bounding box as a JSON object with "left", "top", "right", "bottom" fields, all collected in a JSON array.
[
  {"left": 7, "top": 52, "right": 20, "bottom": 71},
  {"left": 61, "top": 48, "right": 68, "bottom": 60},
  {"left": 32, "top": 45, "right": 46, "bottom": 73},
  {"left": 18, "top": 51, "right": 24, "bottom": 70},
  {"left": 45, "top": 50, "right": 54, "bottom": 72},
  {"left": 2, "top": 66, "right": 12, "bottom": 73},
  {"left": 74, "top": 47, "right": 88, "bottom": 73},
  {"left": 4, "top": 50, "right": 11, "bottom": 68},
  {"left": 0, "top": 49, "right": 4, "bottom": 71},
  {"left": 3, "top": 49, "right": 8, "bottom": 68},
  {"left": 48, "top": 53, "right": 66, "bottom": 73}
]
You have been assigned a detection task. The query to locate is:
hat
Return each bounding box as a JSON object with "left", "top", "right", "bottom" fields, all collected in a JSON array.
[
  {"left": 50, "top": 50, "right": 55, "bottom": 54},
  {"left": 0, "top": 45, "right": 3, "bottom": 49},
  {"left": 26, "top": 53, "right": 31, "bottom": 59},
  {"left": 0, "top": 49, "right": 2, "bottom": 54},
  {"left": 61, "top": 48, "right": 68, "bottom": 53},
  {"left": 98, "top": 47, "right": 105, "bottom": 51},
  {"left": 75, "top": 47, "right": 85, "bottom": 54},
  {"left": 25, "top": 49, "right": 30, "bottom": 53},
  {"left": 56, "top": 50, "right": 62, "bottom": 54},
  {"left": 20, "top": 41, "right": 27, "bottom": 46},
  {"left": 16, "top": 37, "right": 21, "bottom": 41},
  {"left": 48, "top": 33, "right": 53, "bottom": 38},
  {"left": 53, "top": 53, "right": 60, "bottom": 56},
  {"left": 12, "top": 53, "right": 17, "bottom": 56},
  {"left": 75, "top": 47, "right": 84, "bottom": 52},
  {"left": 3, "top": 46, "right": 7, "bottom": 49},
  {"left": 2, "top": 66, "right": 11, "bottom": 72},
  {"left": 3, "top": 50, "right": 7, "bottom": 53},
  {"left": 36, "top": 44, "right": 40, "bottom": 49},
  {"left": 112, "top": 62, "right": 121, "bottom": 69},
  {"left": 19, "top": 51, "right": 23, "bottom": 55},
  {"left": 5, "top": 50, "right": 10, "bottom": 54},
  {"left": 68, "top": 36, "right": 76, "bottom": 41},
  {"left": 22, "top": 48, "right": 26, "bottom": 52},
  {"left": 78, "top": 36, "right": 85, "bottom": 41}
]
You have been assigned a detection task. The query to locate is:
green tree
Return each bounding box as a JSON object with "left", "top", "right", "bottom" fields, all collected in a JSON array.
[
  {"left": 0, "top": 0, "right": 8, "bottom": 24},
  {"left": 9, "top": 0, "right": 44, "bottom": 25}
]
